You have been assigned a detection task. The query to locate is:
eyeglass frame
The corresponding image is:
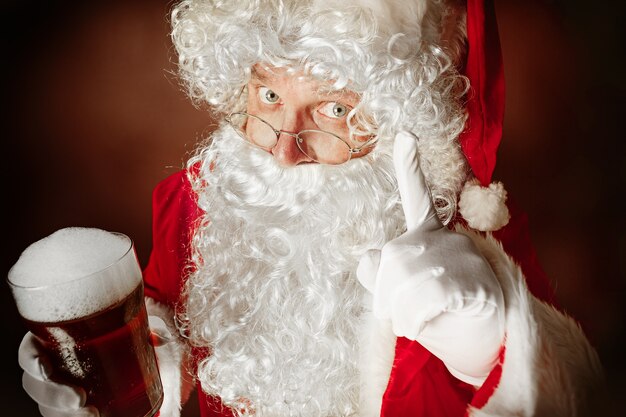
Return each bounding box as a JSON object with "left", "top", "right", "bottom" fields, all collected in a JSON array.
[{"left": 225, "top": 111, "right": 376, "bottom": 165}]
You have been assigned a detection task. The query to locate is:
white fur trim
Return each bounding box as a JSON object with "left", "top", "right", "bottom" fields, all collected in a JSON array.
[
  {"left": 459, "top": 178, "right": 510, "bottom": 231},
  {"left": 145, "top": 297, "right": 192, "bottom": 417},
  {"left": 358, "top": 294, "right": 396, "bottom": 417},
  {"left": 455, "top": 228, "right": 605, "bottom": 417}
]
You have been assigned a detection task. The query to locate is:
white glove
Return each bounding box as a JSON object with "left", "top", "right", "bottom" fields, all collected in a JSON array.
[
  {"left": 18, "top": 332, "right": 98, "bottom": 417},
  {"left": 17, "top": 316, "right": 172, "bottom": 417},
  {"left": 357, "top": 131, "right": 506, "bottom": 386}
]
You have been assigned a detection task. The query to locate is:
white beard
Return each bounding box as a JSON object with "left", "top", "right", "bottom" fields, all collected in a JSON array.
[{"left": 180, "top": 125, "right": 404, "bottom": 417}]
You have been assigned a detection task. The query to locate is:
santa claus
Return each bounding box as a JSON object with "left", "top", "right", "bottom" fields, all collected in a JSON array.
[{"left": 17, "top": 0, "right": 603, "bottom": 416}]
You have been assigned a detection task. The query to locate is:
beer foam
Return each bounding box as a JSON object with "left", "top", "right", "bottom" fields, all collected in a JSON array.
[{"left": 9, "top": 227, "right": 142, "bottom": 323}]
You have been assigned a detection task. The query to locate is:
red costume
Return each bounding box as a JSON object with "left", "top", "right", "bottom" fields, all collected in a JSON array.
[
  {"left": 143, "top": 169, "right": 598, "bottom": 417},
  {"left": 142, "top": 1, "right": 601, "bottom": 415}
]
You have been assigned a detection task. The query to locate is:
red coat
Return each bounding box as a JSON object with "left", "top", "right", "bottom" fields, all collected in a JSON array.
[{"left": 143, "top": 169, "right": 563, "bottom": 417}]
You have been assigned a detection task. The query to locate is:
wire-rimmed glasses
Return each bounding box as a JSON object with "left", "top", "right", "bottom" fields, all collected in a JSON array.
[{"left": 225, "top": 112, "right": 373, "bottom": 165}]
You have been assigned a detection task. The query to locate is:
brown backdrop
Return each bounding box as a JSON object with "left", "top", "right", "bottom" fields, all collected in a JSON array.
[{"left": 2, "top": 1, "right": 624, "bottom": 415}]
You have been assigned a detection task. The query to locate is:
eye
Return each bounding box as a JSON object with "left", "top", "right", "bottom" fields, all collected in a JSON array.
[
  {"left": 258, "top": 87, "right": 280, "bottom": 104},
  {"left": 319, "top": 102, "right": 349, "bottom": 118}
]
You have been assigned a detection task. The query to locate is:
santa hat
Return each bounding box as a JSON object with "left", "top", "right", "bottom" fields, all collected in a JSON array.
[{"left": 457, "top": 0, "right": 510, "bottom": 231}]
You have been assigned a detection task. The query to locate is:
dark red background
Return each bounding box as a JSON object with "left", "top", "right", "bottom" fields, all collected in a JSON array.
[{"left": 2, "top": 1, "right": 624, "bottom": 415}]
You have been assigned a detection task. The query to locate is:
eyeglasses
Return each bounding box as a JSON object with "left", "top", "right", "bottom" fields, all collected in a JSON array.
[{"left": 225, "top": 112, "right": 373, "bottom": 165}]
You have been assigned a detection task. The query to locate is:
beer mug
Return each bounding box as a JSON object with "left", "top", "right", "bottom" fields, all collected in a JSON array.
[{"left": 8, "top": 227, "right": 164, "bottom": 417}]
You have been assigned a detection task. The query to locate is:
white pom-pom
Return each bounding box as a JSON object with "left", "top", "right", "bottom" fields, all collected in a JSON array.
[{"left": 459, "top": 178, "right": 510, "bottom": 231}]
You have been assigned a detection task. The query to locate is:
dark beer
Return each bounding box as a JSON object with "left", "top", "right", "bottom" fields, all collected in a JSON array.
[
  {"left": 9, "top": 228, "right": 163, "bottom": 417},
  {"left": 24, "top": 282, "right": 163, "bottom": 417}
]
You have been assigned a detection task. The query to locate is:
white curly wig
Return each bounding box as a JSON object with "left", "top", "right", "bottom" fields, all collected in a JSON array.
[{"left": 171, "top": 0, "right": 473, "bottom": 223}]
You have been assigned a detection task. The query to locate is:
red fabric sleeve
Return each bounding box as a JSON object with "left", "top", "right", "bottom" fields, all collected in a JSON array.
[
  {"left": 142, "top": 169, "right": 201, "bottom": 308},
  {"left": 382, "top": 338, "right": 475, "bottom": 417}
]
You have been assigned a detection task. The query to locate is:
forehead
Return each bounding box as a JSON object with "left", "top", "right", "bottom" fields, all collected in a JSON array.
[{"left": 251, "top": 64, "right": 360, "bottom": 105}]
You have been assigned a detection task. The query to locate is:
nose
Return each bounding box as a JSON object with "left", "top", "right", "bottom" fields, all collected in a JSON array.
[{"left": 271, "top": 111, "right": 313, "bottom": 166}]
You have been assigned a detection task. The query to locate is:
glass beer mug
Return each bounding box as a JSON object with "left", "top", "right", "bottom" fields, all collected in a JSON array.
[{"left": 8, "top": 227, "right": 164, "bottom": 417}]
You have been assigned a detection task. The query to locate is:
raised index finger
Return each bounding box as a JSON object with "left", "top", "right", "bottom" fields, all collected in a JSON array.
[{"left": 393, "top": 131, "right": 438, "bottom": 231}]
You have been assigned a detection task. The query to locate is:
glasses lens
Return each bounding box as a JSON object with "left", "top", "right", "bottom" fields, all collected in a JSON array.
[
  {"left": 297, "top": 131, "right": 351, "bottom": 165},
  {"left": 228, "top": 114, "right": 277, "bottom": 150}
]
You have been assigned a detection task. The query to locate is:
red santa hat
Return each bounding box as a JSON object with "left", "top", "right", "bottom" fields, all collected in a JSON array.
[{"left": 457, "top": 0, "right": 511, "bottom": 231}]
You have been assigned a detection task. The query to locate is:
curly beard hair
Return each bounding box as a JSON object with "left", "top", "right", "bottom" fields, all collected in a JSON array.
[{"left": 177, "top": 125, "right": 404, "bottom": 416}]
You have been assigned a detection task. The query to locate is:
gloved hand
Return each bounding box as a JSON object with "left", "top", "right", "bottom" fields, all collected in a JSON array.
[
  {"left": 18, "top": 331, "right": 98, "bottom": 417},
  {"left": 357, "top": 131, "right": 506, "bottom": 386},
  {"left": 17, "top": 316, "right": 172, "bottom": 417}
]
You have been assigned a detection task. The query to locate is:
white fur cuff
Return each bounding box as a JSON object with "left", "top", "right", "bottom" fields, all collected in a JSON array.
[{"left": 145, "top": 297, "right": 186, "bottom": 417}]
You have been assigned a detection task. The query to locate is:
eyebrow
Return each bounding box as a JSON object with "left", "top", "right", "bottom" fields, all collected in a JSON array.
[
  {"left": 250, "top": 66, "right": 360, "bottom": 105},
  {"left": 250, "top": 66, "right": 272, "bottom": 83}
]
